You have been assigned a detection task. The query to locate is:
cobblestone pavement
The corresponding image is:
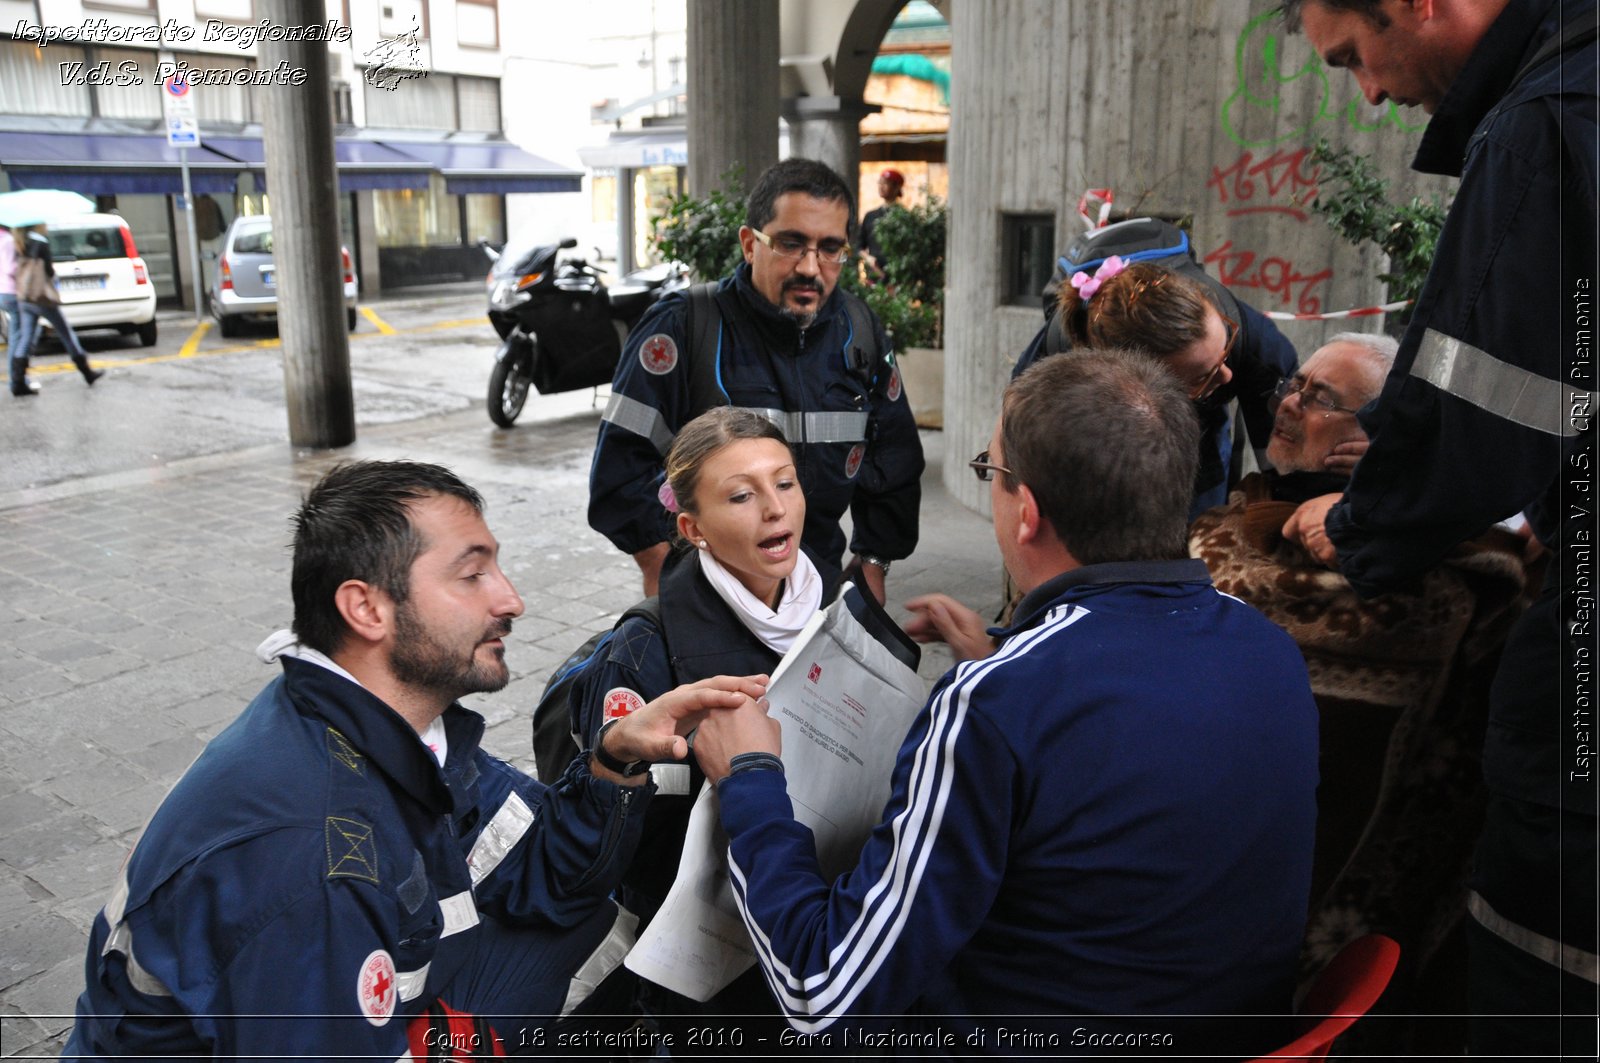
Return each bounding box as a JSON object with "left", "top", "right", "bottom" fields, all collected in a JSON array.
[{"left": 0, "top": 408, "right": 998, "bottom": 1058}]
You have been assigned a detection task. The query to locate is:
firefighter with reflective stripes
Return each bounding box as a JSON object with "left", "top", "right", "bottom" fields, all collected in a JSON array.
[
  {"left": 588, "top": 158, "right": 924, "bottom": 602},
  {"left": 1283, "top": 0, "right": 1598, "bottom": 1054},
  {"left": 65, "top": 462, "right": 766, "bottom": 1059}
]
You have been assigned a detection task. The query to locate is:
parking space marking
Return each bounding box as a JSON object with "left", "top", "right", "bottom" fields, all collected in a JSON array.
[
  {"left": 29, "top": 312, "right": 491, "bottom": 375},
  {"left": 179, "top": 320, "right": 211, "bottom": 358},
  {"left": 361, "top": 306, "right": 397, "bottom": 335}
]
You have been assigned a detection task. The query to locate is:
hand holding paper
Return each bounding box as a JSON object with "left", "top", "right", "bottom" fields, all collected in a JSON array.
[{"left": 694, "top": 696, "right": 781, "bottom": 782}]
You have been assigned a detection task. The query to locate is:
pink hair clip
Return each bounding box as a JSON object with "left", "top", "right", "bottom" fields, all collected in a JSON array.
[
  {"left": 1069, "top": 255, "right": 1126, "bottom": 301},
  {"left": 657, "top": 480, "right": 680, "bottom": 513}
]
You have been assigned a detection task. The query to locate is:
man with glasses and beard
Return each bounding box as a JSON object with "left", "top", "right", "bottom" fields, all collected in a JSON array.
[
  {"left": 694, "top": 351, "right": 1319, "bottom": 1054},
  {"left": 67, "top": 461, "right": 766, "bottom": 1059},
  {"left": 588, "top": 157, "right": 923, "bottom": 604}
]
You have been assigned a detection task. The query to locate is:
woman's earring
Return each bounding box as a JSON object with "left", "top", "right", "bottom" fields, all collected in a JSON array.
[{"left": 697, "top": 540, "right": 708, "bottom": 549}]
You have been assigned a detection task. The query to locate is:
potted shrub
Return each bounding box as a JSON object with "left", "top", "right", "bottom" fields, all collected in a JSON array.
[{"left": 849, "top": 195, "right": 946, "bottom": 427}]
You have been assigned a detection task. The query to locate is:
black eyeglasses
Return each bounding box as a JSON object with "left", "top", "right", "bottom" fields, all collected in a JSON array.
[
  {"left": 1189, "top": 318, "right": 1239, "bottom": 401},
  {"left": 1271, "top": 377, "right": 1360, "bottom": 417},
  {"left": 750, "top": 227, "right": 852, "bottom": 265},
  {"left": 969, "top": 449, "right": 1014, "bottom": 482}
]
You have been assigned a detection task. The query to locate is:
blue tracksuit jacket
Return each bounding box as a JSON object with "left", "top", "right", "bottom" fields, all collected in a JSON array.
[{"left": 718, "top": 559, "right": 1318, "bottom": 1048}]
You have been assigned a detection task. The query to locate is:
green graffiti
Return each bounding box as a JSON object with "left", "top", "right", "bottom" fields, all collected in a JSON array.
[{"left": 1221, "top": 10, "right": 1426, "bottom": 148}]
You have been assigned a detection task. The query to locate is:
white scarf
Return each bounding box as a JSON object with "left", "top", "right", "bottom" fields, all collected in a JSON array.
[{"left": 696, "top": 547, "right": 823, "bottom": 655}]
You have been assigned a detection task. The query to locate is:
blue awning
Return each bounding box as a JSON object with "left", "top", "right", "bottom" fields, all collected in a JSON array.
[
  {"left": 0, "top": 132, "right": 242, "bottom": 195},
  {"left": 205, "top": 136, "right": 433, "bottom": 191},
  {"left": 375, "top": 140, "right": 582, "bottom": 195}
]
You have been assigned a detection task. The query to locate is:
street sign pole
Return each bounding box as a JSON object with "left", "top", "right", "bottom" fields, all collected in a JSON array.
[
  {"left": 180, "top": 148, "right": 202, "bottom": 323},
  {"left": 163, "top": 75, "right": 204, "bottom": 322}
]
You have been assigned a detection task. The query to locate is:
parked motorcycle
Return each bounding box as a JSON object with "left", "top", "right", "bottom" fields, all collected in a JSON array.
[{"left": 484, "top": 237, "right": 686, "bottom": 428}]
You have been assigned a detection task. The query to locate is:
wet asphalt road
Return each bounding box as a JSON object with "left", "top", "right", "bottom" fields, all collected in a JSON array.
[{"left": 1, "top": 284, "right": 611, "bottom": 497}]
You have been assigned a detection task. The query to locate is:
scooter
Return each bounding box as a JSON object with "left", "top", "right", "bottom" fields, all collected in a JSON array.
[{"left": 484, "top": 237, "right": 686, "bottom": 428}]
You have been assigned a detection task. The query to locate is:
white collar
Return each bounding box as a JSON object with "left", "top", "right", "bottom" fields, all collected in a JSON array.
[{"left": 255, "top": 629, "right": 448, "bottom": 767}]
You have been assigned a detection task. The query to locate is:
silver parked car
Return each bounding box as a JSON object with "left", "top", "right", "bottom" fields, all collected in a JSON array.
[{"left": 207, "top": 214, "right": 359, "bottom": 337}]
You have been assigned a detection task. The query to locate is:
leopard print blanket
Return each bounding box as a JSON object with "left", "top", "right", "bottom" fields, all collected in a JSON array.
[{"left": 1189, "top": 475, "right": 1528, "bottom": 995}]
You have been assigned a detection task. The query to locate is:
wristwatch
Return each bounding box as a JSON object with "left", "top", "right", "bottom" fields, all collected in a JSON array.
[
  {"left": 857, "top": 553, "right": 892, "bottom": 574},
  {"left": 593, "top": 719, "right": 651, "bottom": 778}
]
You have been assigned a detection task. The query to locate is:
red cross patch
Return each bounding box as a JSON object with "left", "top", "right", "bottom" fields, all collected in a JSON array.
[
  {"left": 356, "top": 949, "right": 397, "bottom": 1026},
  {"left": 886, "top": 366, "right": 902, "bottom": 402},
  {"left": 845, "top": 443, "right": 865, "bottom": 479},
  {"left": 807, "top": 663, "right": 822, "bottom": 684},
  {"left": 639, "top": 333, "right": 678, "bottom": 375},
  {"left": 603, "top": 687, "right": 646, "bottom": 722}
]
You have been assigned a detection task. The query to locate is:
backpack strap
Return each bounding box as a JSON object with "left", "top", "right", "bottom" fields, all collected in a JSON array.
[
  {"left": 1508, "top": 7, "right": 1597, "bottom": 92},
  {"left": 837, "top": 289, "right": 883, "bottom": 384},
  {"left": 684, "top": 281, "right": 737, "bottom": 412},
  {"left": 617, "top": 595, "right": 670, "bottom": 676}
]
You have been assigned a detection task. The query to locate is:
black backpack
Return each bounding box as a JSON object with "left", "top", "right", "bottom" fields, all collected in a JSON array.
[
  {"left": 531, "top": 597, "right": 667, "bottom": 782},
  {"left": 1040, "top": 217, "right": 1241, "bottom": 358}
]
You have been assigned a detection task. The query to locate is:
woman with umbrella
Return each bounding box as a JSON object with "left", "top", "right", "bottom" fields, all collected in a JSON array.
[
  {"left": 10, "top": 222, "right": 103, "bottom": 396},
  {"left": 0, "top": 190, "right": 105, "bottom": 397}
]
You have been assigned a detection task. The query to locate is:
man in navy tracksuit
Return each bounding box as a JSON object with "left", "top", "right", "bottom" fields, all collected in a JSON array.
[
  {"left": 1283, "top": 1, "right": 1598, "bottom": 1052},
  {"left": 65, "top": 461, "right": 763, "bottom": 1058},
  {"left": 588, "top": 158, "right": 923, "bottom": 602},
  {"left": 694, "top": 351, "right": 1320, "bottom": 1054}
]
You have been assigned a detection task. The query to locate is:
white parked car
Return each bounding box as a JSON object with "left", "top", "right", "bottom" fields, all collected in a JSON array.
[
  {"left": 45, "top": 213, "right": 159, "bottom": 347},
  {"left": 208, "top": 214, "right": 359, "bottom": 337}
]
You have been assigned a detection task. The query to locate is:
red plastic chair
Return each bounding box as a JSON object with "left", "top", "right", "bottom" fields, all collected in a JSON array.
[{"left": 1252, "top": 934, "right": 1401, "bottom": 1061}]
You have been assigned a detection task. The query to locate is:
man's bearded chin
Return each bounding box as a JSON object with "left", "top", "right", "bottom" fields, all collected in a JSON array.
[{"left": 780, "top": 280, "right": 822, "bottom": 329}]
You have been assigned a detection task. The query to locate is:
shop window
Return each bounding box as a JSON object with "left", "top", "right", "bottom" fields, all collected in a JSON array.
[
  {"left": 1002, "top": 212, "right": 1056, "bottom": 308},
  {"left": 633, "top": 165, "right": 683, "bottom": 268},
  {"left": 464, "top": 193, "right": 504, "bottom": 246},
  {"left": 373, "top": 175, "right": 460, "bottom": 248}
]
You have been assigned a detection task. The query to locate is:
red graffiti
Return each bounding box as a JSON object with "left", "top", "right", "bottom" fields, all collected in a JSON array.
[
  {"left": 1204, "top": 241, "right": 1334, "bottom": 316},
  {"left": 1207, "top": 148, "right": 1322, "bottom": 221}
]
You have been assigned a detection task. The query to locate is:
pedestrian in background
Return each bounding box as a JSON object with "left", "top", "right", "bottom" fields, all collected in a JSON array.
[
  {"left": 859, "top": 168, "right": 904, "bottom": 282},
  {"left": 10, "top": 224, "right": 104, "bottom": 397},
  {"left": 0, "top": 221, "right": 27, "bottom": 372}
]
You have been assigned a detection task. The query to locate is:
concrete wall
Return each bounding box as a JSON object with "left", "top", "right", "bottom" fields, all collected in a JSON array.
[{"left": 944, "top": 0, "right": 1455, "bottom": 515}]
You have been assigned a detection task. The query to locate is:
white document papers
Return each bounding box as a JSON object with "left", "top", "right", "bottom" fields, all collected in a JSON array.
[{"left": 623, "top": 588, "right": 927, "bottom": 1001}]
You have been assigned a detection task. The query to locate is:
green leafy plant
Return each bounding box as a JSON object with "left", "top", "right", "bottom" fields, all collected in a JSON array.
[
  {"left": 860, "top": 195, "right": 947, "bottom": 349},
  {"left": 649, "top": 167, "right": 747, "bottom": 282},
  {"left": 1308, "top": 139, "right": 1449, "bottom": 315}
]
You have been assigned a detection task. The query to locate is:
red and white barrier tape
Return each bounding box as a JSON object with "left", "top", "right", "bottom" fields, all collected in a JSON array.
[
  {"left": 1262, "top": 299, "right": 1412, "bottom": 321},
  {"left": 1077, "top": 187, "right": 1114, "bottom": 230}
]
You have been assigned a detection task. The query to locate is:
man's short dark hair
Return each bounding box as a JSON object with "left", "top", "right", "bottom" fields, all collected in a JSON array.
[
  {"left": 1279, "top": 0, "right": 1391, "bottom": 32},
  {"left": 746, "top": 157, "right": 855, "bottom": 237},
  {"left": 291, "top": 461, "right": 484, "bottom": 655},
  {"left": 1001, "top": 350, "right": 1199, "bottom": 564}
]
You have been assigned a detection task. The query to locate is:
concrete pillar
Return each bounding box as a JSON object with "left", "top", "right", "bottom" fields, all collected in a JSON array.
[
  {"left": 259, "top": 0, "right": 355, "bottom": 448},
  {"left": 687, "top": 0, "right": 779, "bottom": 195},
  {"left": 782, "top": 96, "right": 879, "bottom": 202}
]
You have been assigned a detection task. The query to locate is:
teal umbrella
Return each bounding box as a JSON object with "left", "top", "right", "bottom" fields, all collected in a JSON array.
[{"left": 0, "top": 189, "right": 97, "bottom": 228}]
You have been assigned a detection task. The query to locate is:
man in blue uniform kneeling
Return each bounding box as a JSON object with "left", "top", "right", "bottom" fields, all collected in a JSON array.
[
  {"left": 694, "top": 351, "right": 1320, "bottom": 1054},
  {"left": 67, "top": 461, "right": 765, "bottom": 1058}
]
